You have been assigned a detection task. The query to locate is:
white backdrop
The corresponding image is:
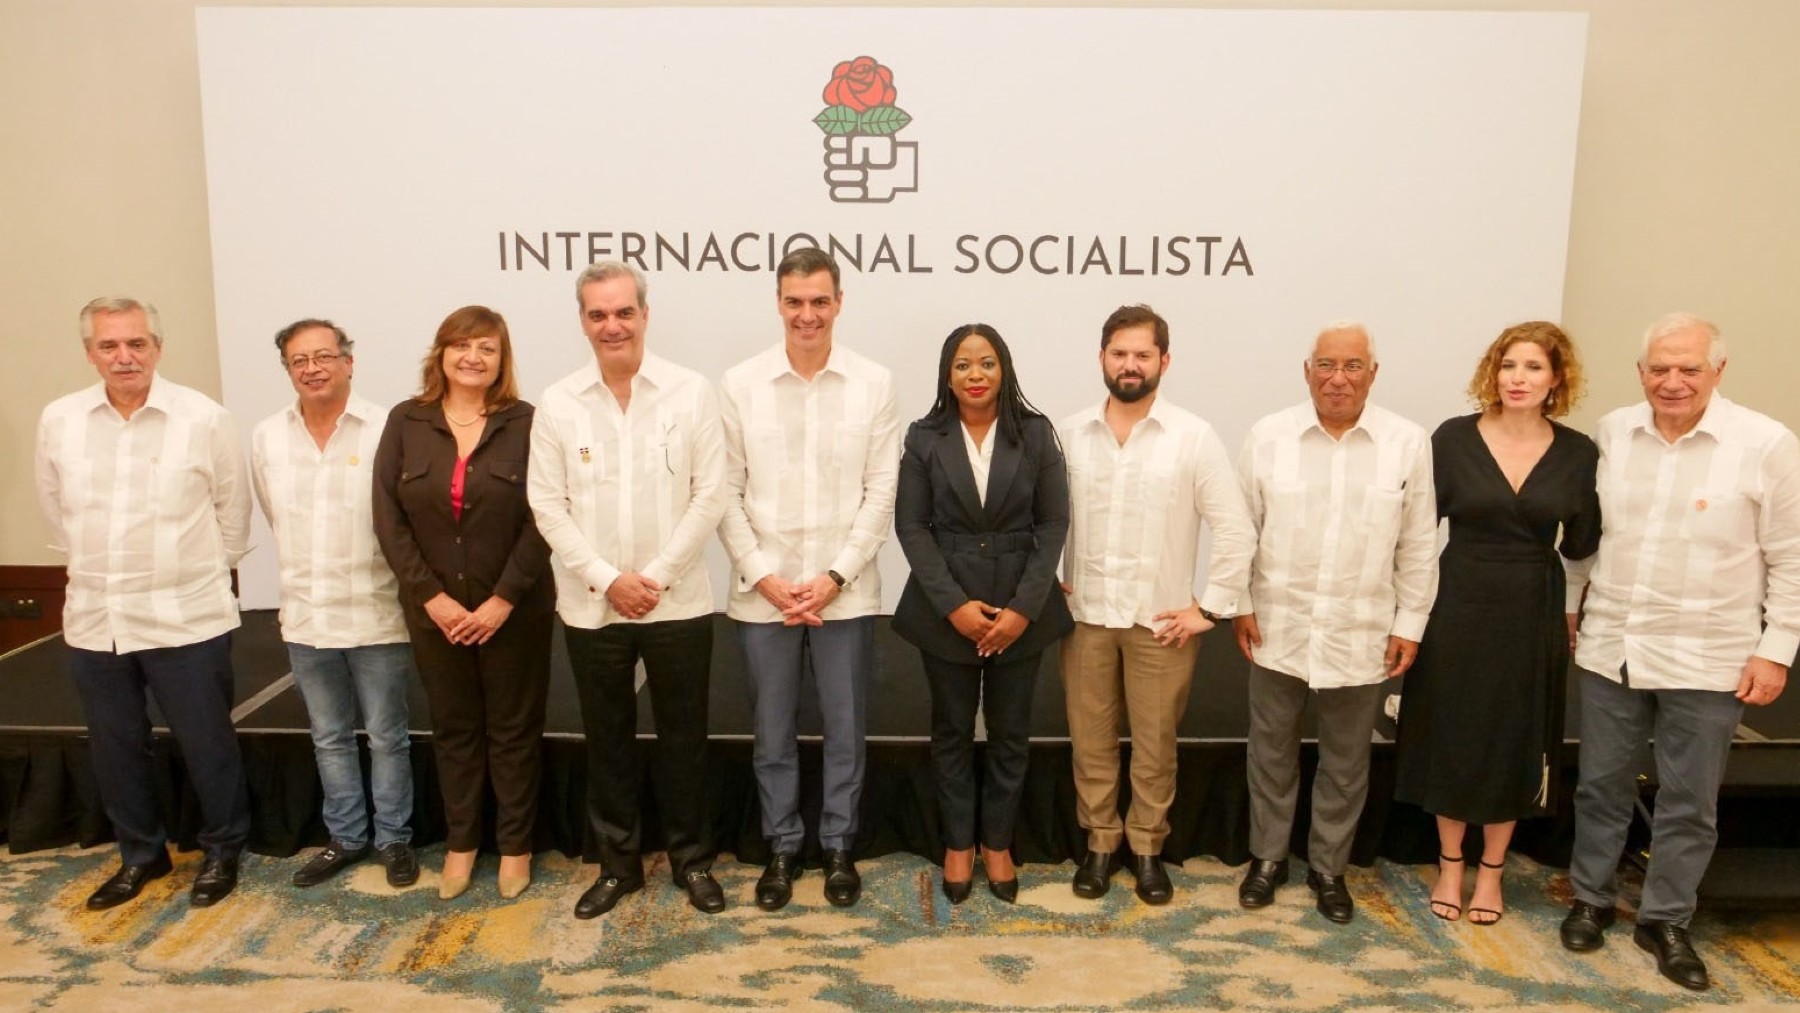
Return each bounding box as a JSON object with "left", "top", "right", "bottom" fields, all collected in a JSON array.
[{"left": 196, "top": 7, "right": 1588, "bottom": 609}]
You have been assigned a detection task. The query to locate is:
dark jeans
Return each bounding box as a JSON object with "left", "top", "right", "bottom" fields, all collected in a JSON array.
[
  {"left": 407, "top": 611, "right": 553, "bottom": 854},
  {"left": 922, "top": 650, "right": 1041, "bottom": 852},
  {"left": 69, "top": 633, "right": 250, "bottom": 865},
  {"left": 565, "top": 615, "right": 715, "bottom": 883}
]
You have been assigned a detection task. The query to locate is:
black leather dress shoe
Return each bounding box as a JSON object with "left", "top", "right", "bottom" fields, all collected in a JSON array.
[
  {"left": 378, "top": 842, "right": 420, "bottom": 888},
  {"left": 1306, "top": 868, "right": 1354, "bottom": 924},
  {"left": 1238, "top": 858, "right": 1289, "bottom": 909},
  {"left": 1634, "top": 920, "right": 1710, "bottom": 991},
  {"left": 1071, "top": 849, "right": 1116, "bottom": 899},
  {"left": 822, "top": 849, "right": 861, "bottom": 907},
  {"left": 574, "top": 875, "right": 644, "bottom": 919},
  {"left": 682, "top": 870, "right": 726, "bottom": 914},
  {"left": 1133, "top": 855, "right": 1174, "bottom": 905},
  {"left": 291, "top": 841, "right": 371, "bottom": 888},
  {"left": 756, "top": 853, "right": 801, "bottom": 911},
  {"left": 190, "top": 856, "right": 240, "bottom": 907},
  {"left": 1559, "top": 901, "right": 1617, "bottom": 952},
  {"left": 86, "top": 852, "right": 174, "bottom": 910}
]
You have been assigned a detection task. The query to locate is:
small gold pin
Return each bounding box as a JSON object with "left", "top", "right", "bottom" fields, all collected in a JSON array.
[
  {"left": 579, "top": 447, "right": 592, "bottom": 464},
  {"left": 1695, "top": 498, "right": 1708, "bottom": 512},
  {"left": 348, "top": 455, "right": 360, "bottom": 466}
]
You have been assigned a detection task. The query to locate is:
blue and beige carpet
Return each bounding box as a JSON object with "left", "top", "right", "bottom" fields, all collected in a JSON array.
[{"left": 2, "top": 846, "right": 1796, "bottom": 1011}]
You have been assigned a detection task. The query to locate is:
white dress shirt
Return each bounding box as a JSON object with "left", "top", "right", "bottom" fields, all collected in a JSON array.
[
  {"left": 35, "top": 375, "right": 251, "bottom": 653},
  {"left": 250, "top": 393, "right": 408, "bottom": 648},
  {"left": 529, "top": 353, "right": 727, "bottom": 628},
  {"left": 1059, "top": 397, "right": 1256, "bottom": 629},
  {"left": 718, "top": 342, "right": 900, "bottom": 622},
  {"left": 963, "top": 422, "right": 994, "bottom": 507},
  {"left": 1576, "top": 395, "right": 1800, "bottom": 691},
  {"left": 1237, "top": 401, "right": 1438, "bottom": 688}
]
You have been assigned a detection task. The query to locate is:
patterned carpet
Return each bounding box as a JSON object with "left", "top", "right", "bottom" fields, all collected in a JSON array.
[{"left": 2, "top": 845, "right": 1797, "bottom": 1011}]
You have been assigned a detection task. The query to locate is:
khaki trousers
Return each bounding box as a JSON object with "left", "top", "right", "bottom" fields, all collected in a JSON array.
[{"left": 1061, "top": 621, "right": 1199, "bottom": 855}]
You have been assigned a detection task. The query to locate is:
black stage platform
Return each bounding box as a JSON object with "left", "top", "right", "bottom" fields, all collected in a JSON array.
[{"left": 3, "top": 611, "right": 1797, "bottom": 882}]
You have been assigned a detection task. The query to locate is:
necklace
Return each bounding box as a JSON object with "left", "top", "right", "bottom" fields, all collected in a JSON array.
[{"left": 444, "top": 406, "right": 485, "bottom": 427}]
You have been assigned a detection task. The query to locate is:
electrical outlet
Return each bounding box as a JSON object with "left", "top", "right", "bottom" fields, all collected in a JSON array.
[{"left": 0, "top": 597, "right": 44, "bottom": 620}]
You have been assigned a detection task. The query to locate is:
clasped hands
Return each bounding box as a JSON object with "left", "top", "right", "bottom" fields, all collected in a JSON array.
[
  {"left": 949, "top": 600, "right": 1027, "bottom": 658},
  {"left": 424, "top": 592, "right": 514, "bottom": 646},
  {"left": 755, "top": 573, "right": 842, "bottom": 627},
  {"left": 605, "top": 571, "right": 662, "bottom": 620}
]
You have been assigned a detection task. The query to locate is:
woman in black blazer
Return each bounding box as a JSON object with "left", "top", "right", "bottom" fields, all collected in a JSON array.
[
  {"left": 373, "top": 305, "right": 553, "bottom": 901},
  {"left": 892, "top": 323, "right": 1072, "bottom": 903}
]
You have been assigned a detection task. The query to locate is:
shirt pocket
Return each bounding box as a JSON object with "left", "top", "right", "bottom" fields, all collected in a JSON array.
[
  {"left": 154, "top": 455, "right": 208, "bottom": 520},
  {"left": 746, "top": 428, "right": 788, "bottom": 501},
  {"left": 1682, "top": 488, "right": 1753, "bottom": 545},
  {"left": 833, "top": 422, "right": 872, "bottom": 500},
  {"left": 1260, "top": 480, "right": 1315, "bottom": 566},
  {"left": 1361, "top": 485, "right": 1405, "bottom": 549}
]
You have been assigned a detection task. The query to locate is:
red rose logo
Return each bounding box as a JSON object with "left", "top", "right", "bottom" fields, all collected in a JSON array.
[{"left": 822, "top": 56, "right": 897, "bottom": 112}]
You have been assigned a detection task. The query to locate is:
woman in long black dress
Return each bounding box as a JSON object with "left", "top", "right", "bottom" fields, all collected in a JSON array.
[
  {"left": 1395, "top": 321, "right": 1599, "bottom": 924},
  {"left": 891, "top": 324, "right": 1072, "bottom": 904}
]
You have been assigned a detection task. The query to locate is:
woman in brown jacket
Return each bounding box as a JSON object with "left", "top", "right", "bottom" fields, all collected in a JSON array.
[{"left": 373, "top": 305, "right": 553, "bottom": 900}]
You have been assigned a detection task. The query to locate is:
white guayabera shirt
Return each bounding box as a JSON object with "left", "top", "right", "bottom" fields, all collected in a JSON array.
[
  {"left": 529, "top": 353, "right": 727, "bottom": 629},
  {"left": 1237, "top": 401, "right": 1439, "bottom": 689},
  {"left": 251, "top": 392, "right": 408, "bottom": 648},
  {"left": 36, "top": 376, "right": 251, "bottom": 653},
  {"left": 1059, "top": 397, "right": 1256, "bottom": 630},
  {"left": 717, "top": 342, "right": 900, "bottom": 623},
  {"left": 1575, "top": 396, "right": 1800, "bottom": 692}
]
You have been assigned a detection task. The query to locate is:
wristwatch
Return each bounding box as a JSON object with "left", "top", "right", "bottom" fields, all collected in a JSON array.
[
  {"left": 1198, "top": 607, "right": 1227, "bottom": 623},
  {"left": 827, "top": 569, "right": 847, "bottom": 589}
]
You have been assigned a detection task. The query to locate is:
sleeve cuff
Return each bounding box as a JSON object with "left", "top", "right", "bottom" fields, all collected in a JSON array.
[
  {"left": 1755, "top": 626, "right": 1800, "bottom": 668},
  {"left": 1198, "top": 585, "right": 1239, "bottom": 618},
  {"left": 829, "top": 553, "right": 863, "bottom": 585},
  {"left": 1390, "top": 609, "right": 1430, "bottom": 642},
  {"left": 641, "top": 559, "right": 673, "bottom": 589},
  {"left": 583, "top": 560, "right": 622, "bottom": 596}
]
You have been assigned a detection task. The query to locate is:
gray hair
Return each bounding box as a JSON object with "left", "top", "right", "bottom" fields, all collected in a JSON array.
[
  {"left": 274, "top": 318, "right": 352, "bottom": 357},
  {"left": 576, "top": 261, "right": 648, "bottom": 308},
  {"left": 79, "top": 297, "right": 163, "bottom": 347},
  {"left": 1310, "top": 319, "right": 1377, "bottom": 364},
  {"left": 1640, "top": 312, "right": 1726, "bottom": 368}
]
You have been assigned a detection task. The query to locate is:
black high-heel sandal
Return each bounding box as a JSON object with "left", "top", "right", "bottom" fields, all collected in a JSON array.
[
  {"left": 1430, "top": 854, "right": 1464, "bottom": 921},
  {"left": 1469, "top": 859, "right": 1505, "bottom": 925}
]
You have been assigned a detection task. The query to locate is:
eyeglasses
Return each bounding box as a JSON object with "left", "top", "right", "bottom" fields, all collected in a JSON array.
[
  {"left": 1310, "top": 359, "right": 1369, "bottom": 378},
  {"left": 286, "top": 351, "right": 345, "bottom": 371}
]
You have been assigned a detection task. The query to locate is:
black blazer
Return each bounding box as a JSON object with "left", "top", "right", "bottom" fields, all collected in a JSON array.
[
  {"left": 891, "top": 411, "right": 1073, "bottom": 664},
  {"left": 372, "top": 398, "right": 554, "bottom": 633}
]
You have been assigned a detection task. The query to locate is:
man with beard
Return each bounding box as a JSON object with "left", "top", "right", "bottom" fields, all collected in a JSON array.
[{"left": 1057, "top": 304, "right": 1256, "bottom": 904}]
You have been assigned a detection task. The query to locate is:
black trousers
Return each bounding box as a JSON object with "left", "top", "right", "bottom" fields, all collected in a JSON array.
[
  {"left": 407, "top": 611, "right": 553, "bottom": 854},
  {"left": 922, "top": 649, "right": 1041, "bottom": 852},
  {"left": 69, "top": 632, "right": 250, "bottom": 865},
  {"left": 565, "top": 615, "right": 714, "bottom": 883}
]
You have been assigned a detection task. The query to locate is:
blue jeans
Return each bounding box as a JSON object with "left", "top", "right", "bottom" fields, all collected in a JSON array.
[{"left": 287, "top": 642, "right": 416, "bottom": 850}]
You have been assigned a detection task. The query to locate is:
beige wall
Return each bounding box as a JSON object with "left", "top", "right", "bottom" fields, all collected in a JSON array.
[{"left": 5, "top": 0, "right": 1797, "bottom": 565}]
